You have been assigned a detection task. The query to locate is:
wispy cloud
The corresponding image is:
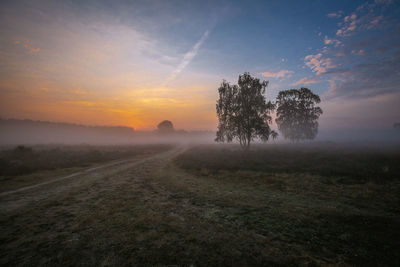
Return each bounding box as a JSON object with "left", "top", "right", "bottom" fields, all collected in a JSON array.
[
  {"left": 304, "top": 0, "right": 399, "bottom": 100},
  {"left": 291, "top": 77, "right": 318, "bottom": 86},
  {"left": 304, "top": 53, "right": 335, "bottom": 75},
  {"left": 324, "top": 36, "right": 341, "bottom": 47},
  {"left": 351, "top": 49, "right": 366, "bottom": 56},
  {"left": 327, "top": 11, "right": 343, "bottom": 18},
  {"left": 163, "top": 30, "right": 210, "bottom": 85},
  {"left": 336, "top": 1, "right": 389, "bottom": 37},
  {"left": 261, "top": 70, "right": 293, "bottom": 78},
  {"left": 14, "top": 40, "right": 40, "bottom": 54},
  {"left": 336, "top": 14, "right": 358, "bottom": 36},
  {"left": 29, "top": 48, "right": 40, "bottom": 53},
  {"left": 367, "top": 15, "right": 383, "bottom": 29}
]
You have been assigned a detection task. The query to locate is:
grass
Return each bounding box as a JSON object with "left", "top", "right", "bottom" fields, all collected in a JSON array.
[
  {"left": 0, "top": 143, "right": 399, "bottom": 266},
  {"left": 0, "top": 144, "right": 172, "bottom": 192},
  {"left": 172, "top": 144, "right": 400, "bottom": 266},
  {"left": 0, "top": 144, "right": 172, "bottom": 176},
  {"left": 175, "top": 144, "right": 400, "bottom": 182}
]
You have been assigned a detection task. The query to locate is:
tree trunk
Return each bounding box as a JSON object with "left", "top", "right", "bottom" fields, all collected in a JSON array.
[{"left": 243, "top": 137, "right": 250, "bottom": 150}]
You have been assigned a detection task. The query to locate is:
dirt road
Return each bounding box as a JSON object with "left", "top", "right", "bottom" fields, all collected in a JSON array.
[
  {"left": 0, "top": 145, "right": 186, "bottom": 212},
  {"left": 1, "top": 144, "right": 399, "bottom": 266}
]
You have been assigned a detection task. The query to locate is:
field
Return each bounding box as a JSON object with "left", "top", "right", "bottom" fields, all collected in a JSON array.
[
  {"left": 0, "top": 144, "right": 173, "bottom": 193},
  {"left": 0, "top": 143, "right": 399, "bottom": 266}
]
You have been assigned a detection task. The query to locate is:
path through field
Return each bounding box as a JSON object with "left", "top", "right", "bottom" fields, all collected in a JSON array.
[
  {"left": 0, "top": 146, "right": 185, "bottom": 212},
  {"left": 0, "top": 144, "right": 315, "bottom": 266},
  {"left": 1, "top": 145, "right": 398, "bottom": 266},
  {"left": 1, "top": 145, "right": 233, "bottom": 266}
]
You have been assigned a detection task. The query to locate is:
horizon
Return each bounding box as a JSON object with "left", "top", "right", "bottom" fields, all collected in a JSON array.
[
  {"left": 1, "top": 0, "right": 400, "bottom": 132},
  {"left": 0, "top": 117, "right": 217, "bottom": 132},
  {"left": 1, "top": 2, "right": 400, "bottom": 263}
]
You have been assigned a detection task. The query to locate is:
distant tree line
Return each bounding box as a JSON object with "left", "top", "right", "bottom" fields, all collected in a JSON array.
[{"left": 216, "top": 72, "right": 323, "bottom": 149}]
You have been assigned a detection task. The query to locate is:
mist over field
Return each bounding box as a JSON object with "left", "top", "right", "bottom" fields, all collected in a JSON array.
[
  {"left": 1, "top": 118, "right": 399, "bottom": 146},
  {"left": 1, "top": 0, "right": 400, "bottom": 266},
  {"left": 0, "top": 118, "right": 215, "bottom": 145}
]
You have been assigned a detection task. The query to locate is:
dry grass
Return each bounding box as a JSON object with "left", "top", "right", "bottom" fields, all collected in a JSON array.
[
  {"left": 0, "top": 144, "right": 399, "bottom": 266},
  {"left": 0, "top": 144, "right": 172, "bottom": 192}
]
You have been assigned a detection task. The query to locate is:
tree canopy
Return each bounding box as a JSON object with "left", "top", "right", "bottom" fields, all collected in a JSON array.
[
  {"left": 275, "top": 87, "right": 323, "bottom": 142},
  {"left": 157, "top": 120, "right": 174, "bottom": 133},
  {"left": 216, "top": 72, "right": 277, "bottom": 149}
]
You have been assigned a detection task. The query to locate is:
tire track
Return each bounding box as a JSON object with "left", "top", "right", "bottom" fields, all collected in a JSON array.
[{"left": 0, "top": 146, "right": 186, "bottom": 211}]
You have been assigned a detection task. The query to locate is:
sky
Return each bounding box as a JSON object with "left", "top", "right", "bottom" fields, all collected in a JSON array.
[{"left": 0, "top": 0, "right": 399, "bottom": 131}]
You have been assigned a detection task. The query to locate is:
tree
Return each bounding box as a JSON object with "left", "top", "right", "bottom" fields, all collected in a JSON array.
[
  {"left": 157, "top": 120, "right": 174, "bottom": 133},
  {"left": 275, "top": 87, "right": 323, "bottom": 142},
  {"left": 216, "top": 72, "right": 277, "bottom": 149}
]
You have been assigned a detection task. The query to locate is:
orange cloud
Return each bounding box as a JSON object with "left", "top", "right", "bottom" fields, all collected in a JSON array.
[
  {"left": 13, "top": 40, "right": 40, "bottom": 53},
  {"left": 29, "top": 48, "right": 40, "bottom": 53},
  {"left": 304, "top": 53, "right": 335, "bottom": 75},
  {"left": 291, "top": 77, "right": 318, "bottom": 86},
  {"left": 261, "top": 70, "right": 293, "bottom": 78}
]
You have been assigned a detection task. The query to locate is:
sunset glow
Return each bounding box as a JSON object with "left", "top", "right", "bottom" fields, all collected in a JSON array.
[{"left": 1, "top": 0, "right": 399, "bottom": 131}]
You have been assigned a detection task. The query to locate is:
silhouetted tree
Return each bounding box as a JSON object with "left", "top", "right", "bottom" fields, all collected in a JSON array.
[
  {"left": 216, "top": 72, "right": 277, "bottom": 149},
  {"left": 157, "top": 120, "right": 174, "bottom": 133},
  {"left": 275, "top": 87, "right": 323, "bottom": 142}
]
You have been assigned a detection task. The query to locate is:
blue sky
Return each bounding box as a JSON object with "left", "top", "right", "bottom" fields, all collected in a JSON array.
[{"left": 0, "top": 0, "right": 399, "bottom": 130}]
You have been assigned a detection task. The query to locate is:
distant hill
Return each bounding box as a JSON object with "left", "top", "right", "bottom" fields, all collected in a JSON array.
[{"left": 0, "top": 119, "right": 135, "bottom": 145}]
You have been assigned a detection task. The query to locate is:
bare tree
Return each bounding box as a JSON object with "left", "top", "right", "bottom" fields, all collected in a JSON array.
[
  {"left": 216, "top": 72, "right": 277, "bottom": 149},
  {"left": 275, "top": 87, "right": 323, "bottom": 142}
]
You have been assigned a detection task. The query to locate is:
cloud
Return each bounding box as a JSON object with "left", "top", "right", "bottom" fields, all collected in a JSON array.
[
  {"left": 327, "top": 11, "right": 343, "bottom": 18},
  {"left": 336, "top": 2, "right": 388, "bottom": 37},
  {"left": 291, "top": 77, "right": 318, "bottom": 86},
  {"left": 29, "top": 48, "right": 40, "bottom": 54},
  {"left": 351, "top": 49, "right": 366, "bottom": 56},
  {"left": 14, "top": 40, "right": 40, "bottom": 54},
  {"left": 324, "top": 36, "right": 341, "bottom": 47},
  {"left": 304, "top": 53, "right": 335, "bottom": 75},
  {"left": 164, "top": 30, "right": 210, "bottom": 85},
  {"left": 336, "top": 15, "right": 358, "bottom": 36},
  {"left": 367, "top": 15, "right": 383, "bottom": 29},
  {"left": 322, "top": 27, "right": 400, "bottom": 99},
  {"left": 325, "top": 51, "right": 400, "bottom": 99},
  {"left": 303, "top": 0, "right": 400, "bottom": 102},
  {"left": 261, "top": 70, "right": 293, "bottom": 78},
  {"left": 344, "top": 14, "right": 357, "bottom": 22}
]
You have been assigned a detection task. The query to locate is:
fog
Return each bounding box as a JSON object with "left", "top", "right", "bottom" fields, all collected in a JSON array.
[
  {"left": 1, "top": 118, "right": 399, "bottom": 147},
  {"left": 0, "top": 119, "right": 215, "bottom": 146},
  {"left": 317, "top": 127, "right": 400, "bottom": 144}
]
